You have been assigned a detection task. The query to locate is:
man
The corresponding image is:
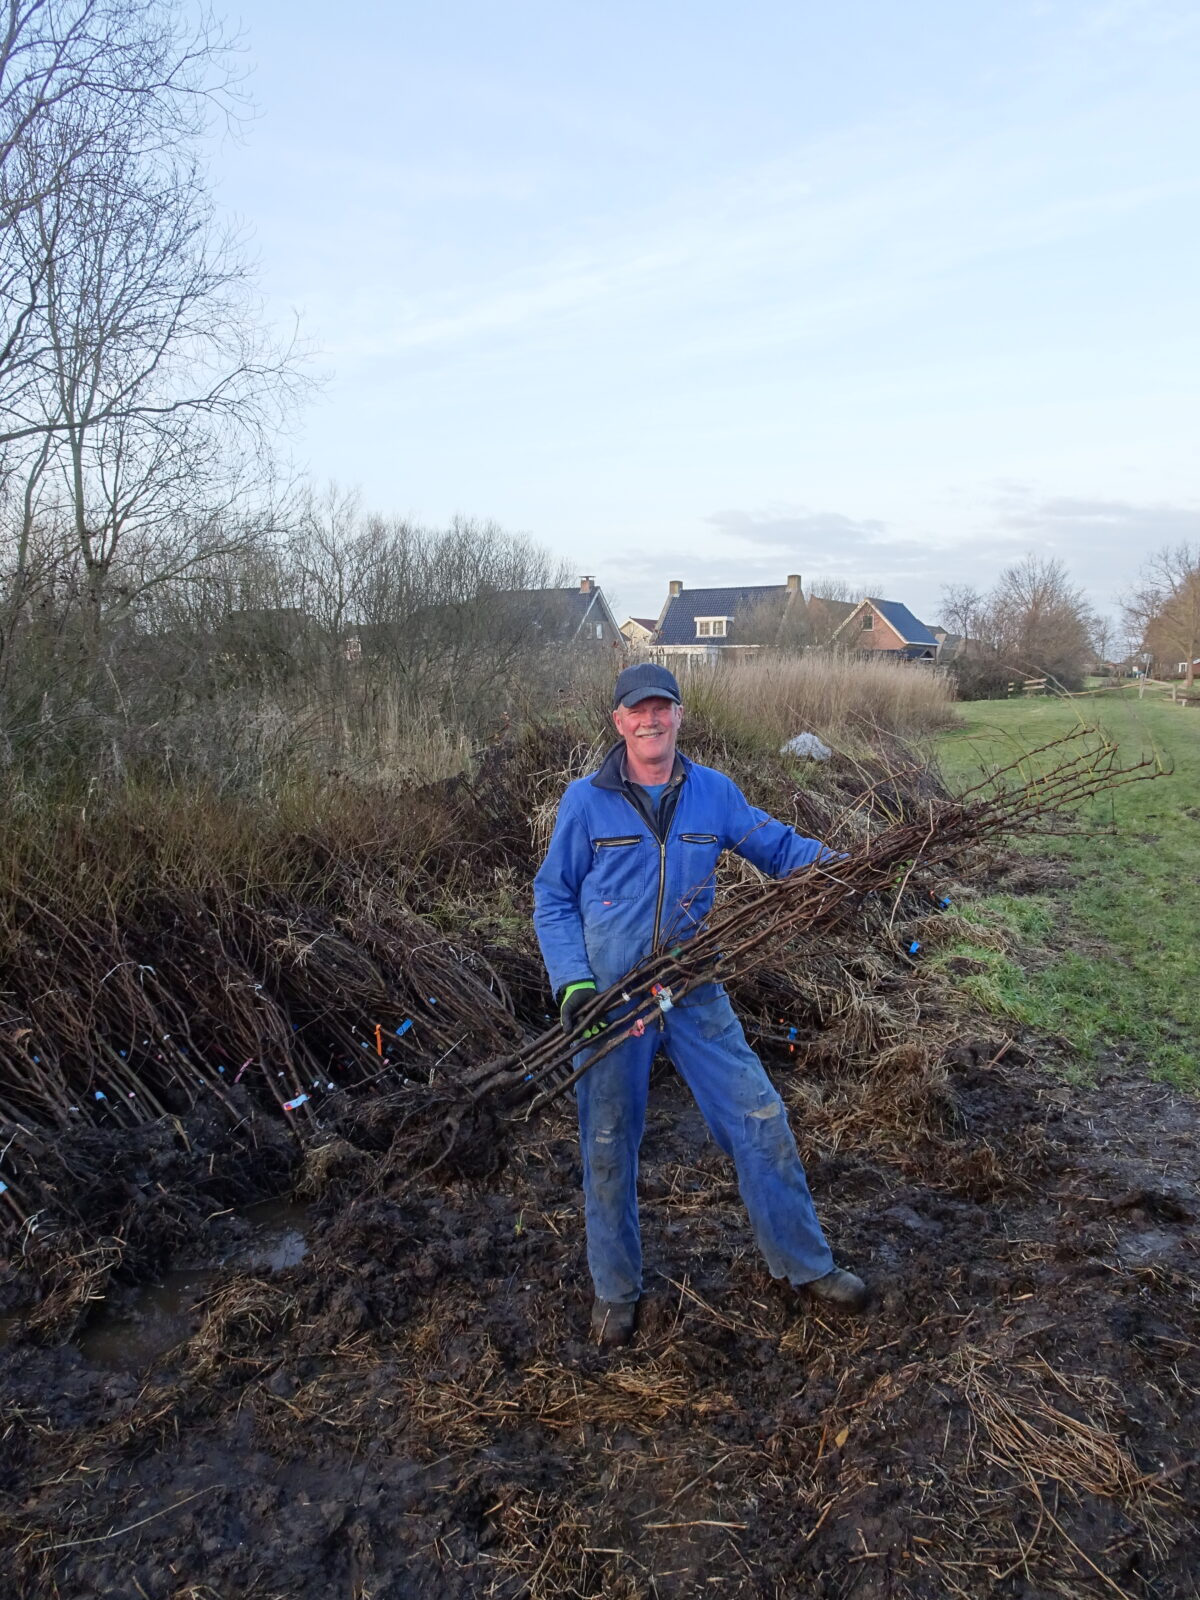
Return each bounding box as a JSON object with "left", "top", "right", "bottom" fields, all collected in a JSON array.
[{"left": 533, "top": 661, "right": 868, "bottom": 1348}]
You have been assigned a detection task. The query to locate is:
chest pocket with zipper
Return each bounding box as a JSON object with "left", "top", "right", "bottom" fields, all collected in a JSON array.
[
  {"left": 587, "top": 835, "right": 647, "bottom": 903},
  {"left": 674, "top": 831, "right": 722, "bottom": 907}
]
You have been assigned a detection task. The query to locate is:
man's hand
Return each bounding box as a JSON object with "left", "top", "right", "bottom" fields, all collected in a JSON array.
[{"left": 560, "top": 981, "right": 608, "bottom": 1038}]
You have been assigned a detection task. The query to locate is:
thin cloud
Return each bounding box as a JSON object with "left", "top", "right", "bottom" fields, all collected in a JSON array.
[
  {"left": 998, "top": 494, "right": 1200, "bottom": 543},
  {"left": 706, "top": 508, "right": 889, "bottom": 551}
]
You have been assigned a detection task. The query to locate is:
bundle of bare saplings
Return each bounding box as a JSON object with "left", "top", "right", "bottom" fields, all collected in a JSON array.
[
  {"left": 0, "top": 723, "right": 1155, "bottom": 1298},
  {"left": 386, "top": 728, "right": 1160, "bottom": 1174}
]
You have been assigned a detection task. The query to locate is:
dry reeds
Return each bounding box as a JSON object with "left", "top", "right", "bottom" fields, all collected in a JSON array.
[{"left": 679, "top": 650, "right": 960, "bottom": 747}]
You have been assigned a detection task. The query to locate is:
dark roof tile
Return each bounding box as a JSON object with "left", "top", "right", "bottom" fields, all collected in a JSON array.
[
  {"left": 656, "top": 584, "right": 790, "bottom": 645},
  {"left": 859, "top": 598, "right": 938, "bottom": 647}
]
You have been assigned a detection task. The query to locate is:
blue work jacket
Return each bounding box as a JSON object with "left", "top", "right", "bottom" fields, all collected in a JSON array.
[{"left": 532, "top": 742, "right": 835, "bottom": 999}]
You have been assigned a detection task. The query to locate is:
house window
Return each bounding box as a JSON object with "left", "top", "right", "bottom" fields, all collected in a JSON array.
[
  {"left": 696, "top": 617, "right": 728, "bottom": 638},
  {"left": 595, "top": 623, "right": 603, "bottom": 638},
  {"left": 861, "top": 612, "right": 874, "bottom": 630}
]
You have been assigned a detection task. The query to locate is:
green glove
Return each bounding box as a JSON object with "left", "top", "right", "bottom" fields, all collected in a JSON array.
[{"left": 560, "top": 981, "right": 608, "bottom": 1038}]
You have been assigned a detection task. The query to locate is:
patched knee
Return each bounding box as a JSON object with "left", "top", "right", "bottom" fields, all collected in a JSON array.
[
  {"left": 590, "top": 1128, "right": 624, "bottom": 1185},
  {"left": 744, "top": 1098, "right": 795, "bottom": 1159}
]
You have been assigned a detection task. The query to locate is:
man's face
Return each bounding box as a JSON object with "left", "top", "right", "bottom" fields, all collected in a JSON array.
[{"left": 612, "top": 695, "right": 683, "bottom": 763}]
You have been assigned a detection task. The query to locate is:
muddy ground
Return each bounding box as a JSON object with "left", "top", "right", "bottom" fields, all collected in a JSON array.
[{"left": 1, "top": 1026, "right": 1197, "bottom": 1599}]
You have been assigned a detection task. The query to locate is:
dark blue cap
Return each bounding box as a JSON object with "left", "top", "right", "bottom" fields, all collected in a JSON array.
[{"left": 613, "top": 662, "right": 682, "bottom": 709}]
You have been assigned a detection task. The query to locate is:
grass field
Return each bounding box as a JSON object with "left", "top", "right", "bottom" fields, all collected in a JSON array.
[{"left": 937, "top": 690, "right": 1200, "bottom": 1087}]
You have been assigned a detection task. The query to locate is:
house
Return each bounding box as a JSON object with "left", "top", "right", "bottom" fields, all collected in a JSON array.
[
  {"left": 339, "top": 577, "right": 623, "bottom": 671},
  {"left": 518, "top": 576, "right": 625, "bottom": 648},
  {"left": 652, "top": 574, "right": 807, "bottom": 661},
  {"left": 805, "top": 594, "right": 857, "bottom": 646},
  {"left": 832, "top": 598, "right": 940, "bottom": 662},
  {"left": 929, "top": 627, "right": 997, "bottom": 665},
  {"left": 930, "top": 628, "right": 962, "bottom": 662},
  {"left": 620, "top": 616, "right": 659, "bottom": 650}
]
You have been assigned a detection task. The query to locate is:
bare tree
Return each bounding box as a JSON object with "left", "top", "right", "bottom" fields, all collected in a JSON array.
[
  {"left": 0, "top": 4, "right": 300, "bottom": 700},
  {"left": 938, "top": 581, "right": 985, "bottom": 644},
  {"left": 0, "top": 1, "right": 241, "bottom": 454},
  {"left": 975, "top": 555, "right": 1095, "bottom": 690},
  {"left": 1089, "top": 613, "right": 1116, "bottom": 668},
  {"left": 734, "top": 590, "right": 809, "bottom": 651},
  {"left": 1124, "top": 544, "right": 1200, "bottom": 687}
]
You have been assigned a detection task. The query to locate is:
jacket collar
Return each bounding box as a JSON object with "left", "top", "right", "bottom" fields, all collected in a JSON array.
[{"left": 591, "top": 741, "right": 688, "bottom": 793}]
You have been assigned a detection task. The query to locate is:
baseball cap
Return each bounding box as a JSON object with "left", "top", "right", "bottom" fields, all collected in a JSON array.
[{"left": 612, "top": 662, "right": 682, "bottom": 709}]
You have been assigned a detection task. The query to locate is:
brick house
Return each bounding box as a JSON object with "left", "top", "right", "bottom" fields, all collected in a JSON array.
[{"left": 831, "top": 598, "right": 940, "bottom": 662}]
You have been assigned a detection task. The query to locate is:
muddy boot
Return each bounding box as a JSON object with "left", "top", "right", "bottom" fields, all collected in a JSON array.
[
  {"left": 591, "top": 1298, "right": 638, "bottom": 1347},
  {"left": 804, "top": 1267, "right": 870, "bottom": 1313}
]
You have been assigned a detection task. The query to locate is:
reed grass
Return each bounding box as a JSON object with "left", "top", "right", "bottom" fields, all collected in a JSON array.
[{"left": 676, "top": 651, "right": 959, "bottom": 752}]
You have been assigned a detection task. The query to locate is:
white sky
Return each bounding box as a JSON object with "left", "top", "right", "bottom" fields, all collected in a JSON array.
[{"left": 214, "top": 0, "right": 1200, "bottom": 627}]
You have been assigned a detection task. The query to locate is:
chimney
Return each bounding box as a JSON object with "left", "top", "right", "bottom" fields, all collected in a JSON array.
[
  {"left": 786, "top": 573, "right": 802, "bottom": 593},
  {"left": 669, "top": 579, "right": 683, "bottom": 597},
  {"left": 579, "top": 575, "right": 594, "bottom": 593}
]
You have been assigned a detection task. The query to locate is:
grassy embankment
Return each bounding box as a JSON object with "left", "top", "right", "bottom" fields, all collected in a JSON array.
[{"left": 937, "top": 688, "right": 1200, "bottom": 1087}]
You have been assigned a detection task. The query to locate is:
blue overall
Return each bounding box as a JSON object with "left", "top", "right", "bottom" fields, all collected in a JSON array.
[{"left": 533, "top": 742, "right": 837, "bottom": 1304}]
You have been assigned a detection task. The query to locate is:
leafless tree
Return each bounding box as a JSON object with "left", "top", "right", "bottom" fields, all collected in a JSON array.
[
  {"left": 938, "top": 581, "right": 985, "bottom": 644},
  {"left": 24, "top": 139, "right": 294, "bottom": 653},
  {"left": 974, "top": 554, "right": 1095, "bottom": 690},
  {"left": 1089, "top": 613, "right": 1116, "bottom": 668},
  {"left": 0, "top": 2, "right": 301, "bottom": 705},
  {"left": 1124, "top": 544, "right": 1200, "bottom": 686},
  {"left": 0, "top": 1, "right": 241, "bottom": 453},
  {"left": 734, "top": 590, "right": 806, "bottom": 650}
]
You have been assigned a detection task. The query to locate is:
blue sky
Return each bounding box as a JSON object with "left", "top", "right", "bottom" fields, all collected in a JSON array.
[{"left": 215, "top": 0, "right": 1199, "bottom": 626}]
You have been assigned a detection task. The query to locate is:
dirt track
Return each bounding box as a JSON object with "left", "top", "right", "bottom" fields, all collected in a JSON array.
[{"left": 2, "top": 1032, "right": 1197, "bottom": 1599}]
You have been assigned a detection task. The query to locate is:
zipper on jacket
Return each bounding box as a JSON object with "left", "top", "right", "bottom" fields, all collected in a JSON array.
[{"left": 621, "top": 795, "right": 669, "bottom": 953}]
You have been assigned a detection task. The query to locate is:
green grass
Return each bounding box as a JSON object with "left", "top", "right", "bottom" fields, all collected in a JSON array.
[{"left": 936, "top": 694, "right": 1200, "bottom": 1087}]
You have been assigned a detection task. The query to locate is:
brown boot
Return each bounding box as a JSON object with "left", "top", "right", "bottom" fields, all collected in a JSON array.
[
  {"left": 590, "top": 1298, "right": 638, "bottom": 1347},
  {"left": 804, "top": 1268, "right": 870, "bottom": 1312}
]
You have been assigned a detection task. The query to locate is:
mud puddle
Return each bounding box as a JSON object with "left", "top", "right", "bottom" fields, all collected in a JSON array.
[
  {"left": 3, "top": 1062, "right": 1197, "bottom": 1600},
  {"left": 73, "top": 1196, "right": 312, "bottom": 1371}
]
